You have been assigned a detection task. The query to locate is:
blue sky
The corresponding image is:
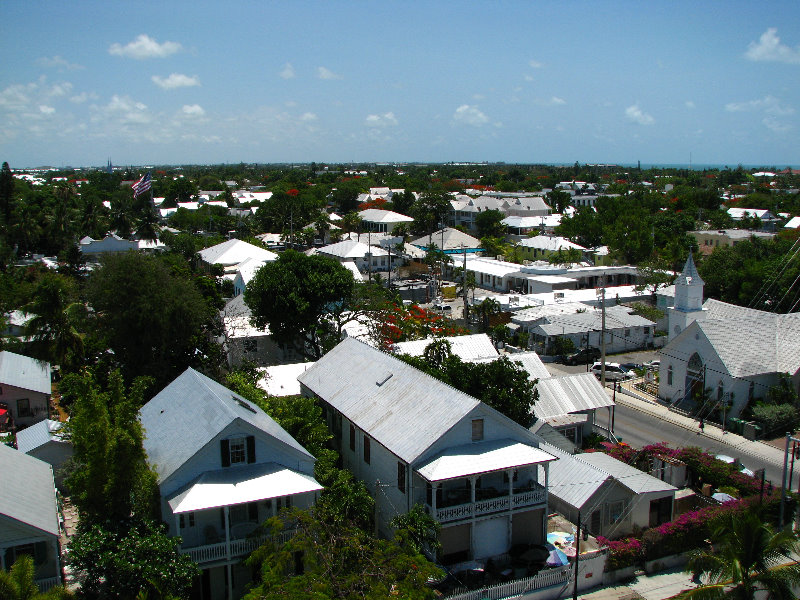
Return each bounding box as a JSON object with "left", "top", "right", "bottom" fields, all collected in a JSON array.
[{"left": 1, "top": 1, "right": 799, "bottom": 168}]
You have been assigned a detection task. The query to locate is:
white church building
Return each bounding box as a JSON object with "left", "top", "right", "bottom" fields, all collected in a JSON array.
[{"left": 658, "top": 254, "right": 800, "bottom": 419}]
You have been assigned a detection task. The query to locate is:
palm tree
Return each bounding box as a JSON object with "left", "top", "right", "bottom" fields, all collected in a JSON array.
[
  {"left": 0, "top": 555, "right": 73, "bottom": 599},
  {"left": 24, "top": 273, "right": 85, "bottom": 369},
  {"left": 682, "top": 511, "right": 800, "bottom": 600}
]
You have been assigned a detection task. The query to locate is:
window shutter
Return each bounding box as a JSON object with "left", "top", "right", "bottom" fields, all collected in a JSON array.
[
  {"left": 246, "top": 435, "right": 256, "bottom": 463},
  {"left": 221, "top": 439, "right": 230, "bottom": 467}
]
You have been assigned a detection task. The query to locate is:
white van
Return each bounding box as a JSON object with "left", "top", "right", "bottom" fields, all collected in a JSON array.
[{"left": 590, "top": 362, "right": 634, "bottom": 382}]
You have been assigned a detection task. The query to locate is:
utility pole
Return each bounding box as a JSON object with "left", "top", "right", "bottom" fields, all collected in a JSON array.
[
  {"left": 599, "top": 279, "right": 607, "bottom": 388},
  {"left": 462, "top": 244, "right": 469, "bottom": 324},
  {"left": 572, "top": 510, "right": 581, "bottom": 600},
  {"left": 779, "top": 432, "right": 800, "bottom": 528}
]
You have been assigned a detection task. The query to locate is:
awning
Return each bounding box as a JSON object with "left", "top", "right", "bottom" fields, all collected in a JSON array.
[
  {"left": 545, "top": 413, "right": 588, "bottom": 428},
  {"left": 416, "top": 438, "right": 556, "bottom": 483},
  {"left": 168, "top": 462, "right": 322, "bottom": 514}
]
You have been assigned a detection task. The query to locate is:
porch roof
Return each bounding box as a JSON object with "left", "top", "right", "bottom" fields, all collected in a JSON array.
[
  {"left": 416, "top": 438, "right": 556, "bottom": 483},
  {"left": 167, "top": 462, "right": 322, "bottom": 514}
]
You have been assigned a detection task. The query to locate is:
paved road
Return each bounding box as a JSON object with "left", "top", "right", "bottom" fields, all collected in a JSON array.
[{"left": 612, "top": 403, "right": 788, "bottom": 484}]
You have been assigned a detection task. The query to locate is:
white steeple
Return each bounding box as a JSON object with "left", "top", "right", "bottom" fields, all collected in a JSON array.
[{"left": 668, "top": 252, "right": 705, "bottom": 341}]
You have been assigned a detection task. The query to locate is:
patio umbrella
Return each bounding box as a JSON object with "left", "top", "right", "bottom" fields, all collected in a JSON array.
[
  {"left": 545, "top": 542, "right": 570, "bottom": 567},
  {"left": 712, "top": 492, "right": 736, "bottom": 503},
  {"left": 547, "top": 531, "right": 575, "bottom": 546}
]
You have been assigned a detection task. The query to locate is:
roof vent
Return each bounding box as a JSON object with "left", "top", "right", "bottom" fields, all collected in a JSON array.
[
  {"left": 235, "top": 397, "right": 257, "bottom": 413},
  {"left": 376, "top": 372, "right": 393, "bottom": 387}
]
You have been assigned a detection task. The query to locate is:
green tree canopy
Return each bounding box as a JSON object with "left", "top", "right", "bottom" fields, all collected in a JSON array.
[
  {"left": 475, "top": 209, "right": 507, "bottom": 239},
  {"left": 86, "top": 252, "right": 214, "bottom": 385},
  {"left": 0, "top": 555, "right": 73, "bottom": 600},
  {"left": 683, "top": 510, "right": 800, "bottom": 600},
  {"left": 67, "top": 520, "right": 200, "bottom": 600},
  {"left": 244, "top": 250, "right": 356, "bottom": 359}
]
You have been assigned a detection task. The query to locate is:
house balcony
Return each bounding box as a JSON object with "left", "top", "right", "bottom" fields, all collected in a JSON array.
[
  {"left": 426, "top": 482, "right": 547, "bottom": 524},
  {"left": 179, "top": 527, "right": 298, "bottom": 565}
]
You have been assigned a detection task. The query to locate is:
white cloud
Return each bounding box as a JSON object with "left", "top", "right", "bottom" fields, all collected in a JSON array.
[
  {"left": 70, "top": 92, "right": 97, "bottom": 104},
  {"left": 152, "top": 73, "right": 200, "bottom": 90},
  {"left": 36, "top": 55, "right": 83, "bottom": 71},
  {"left": 725, "top": 95, "right": 794, "bottom": 116},
  {"left": 625, "top": 104, "right": 655, "bottom": 125},
  {"left": 529, "top": 59, "right": 544, "bottom": 68},
  {"left": 453, "top": 105, "right": 489, "bottom": 127},
  {"left": 39, "top": 105, "right": 55, "bottom": 115},
  {"left": 48, "top": 82, "right": 73, "bottom": 98},
  {"left": 317, "top": 66, "right": 342, "bottom": 80},
  {"left": 182, "top": 104, "right": 205, "bottom": 116},
  {"left": 550, "top": 96, "right": 566, "bottom": 106},
  {"left": 744, "top": 28, "right": 800, "bottom": 64},
  {"left": 685, "top": 101, "right": 696, "bottom": 109},
  {"left": 365, "top": 112, "right": 398, "bottom": 128},
  {"left": 524, "top": 74, "right": 535, "bottom": 82},
  {"left": 109, "top": 34, "right": 182, "bottom": 59},
  {"left": 300, "top": 112, "right": 317, "bottom": 121},
  {"left": 280, "top": 63, "right": 296, "bottom": 79}
]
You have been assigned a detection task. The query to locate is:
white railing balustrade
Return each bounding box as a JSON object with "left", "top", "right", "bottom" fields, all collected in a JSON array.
[
  {"left": 431, "top": 485, "right": 546, "bottom": 523},
  {"left": 181, "top": 528, "right": 298, "bottom": 564},
  {"left": 444, "top": 565, "right": 572, "bottom": 600}
]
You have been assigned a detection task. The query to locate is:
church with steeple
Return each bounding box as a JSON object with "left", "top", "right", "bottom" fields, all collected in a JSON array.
[{"left": 658, "top": 254, "right": 800, "bottom": 419}]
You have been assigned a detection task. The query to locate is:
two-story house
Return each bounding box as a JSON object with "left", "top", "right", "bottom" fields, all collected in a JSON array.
[
  {"left": 139, "top": 368, "right": 322, "bottom": 600},
  {"left": 0, "top": 444, "right": 63, "bottom": 592},
  {"left": 297, "top": 337, "right": 557, "bottom": 565}
]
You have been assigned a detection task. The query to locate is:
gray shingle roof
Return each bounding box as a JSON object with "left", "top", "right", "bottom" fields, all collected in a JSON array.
[
  {"left": 0, "top": 351, "right": 51, "bottom": 395},
  {"left": 0, "top": 444, "right": 59, "bottom": 537},
  {"left": 298, "top": 337, "right": 495, "bottom": 464},
  {"left": 681, "top": 299, "right": 800, "bottom": 378},
  {"left": 140, "top": 368, "right": 313, "bottom": 483}
]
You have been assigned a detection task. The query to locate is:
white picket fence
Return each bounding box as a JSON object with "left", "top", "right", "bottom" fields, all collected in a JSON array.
[{"left": 445, "top": 565, "right": 572, "bottom": 600}]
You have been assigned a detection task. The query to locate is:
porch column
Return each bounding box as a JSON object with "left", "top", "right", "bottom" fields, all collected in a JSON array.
[
  {"left": 174, "top": 514, "right": 181, "bottom": 541},
  {"left": 224, "top": 506, "right": 232, "bottom": 600},
  {"left": 507, "top": 469, "right": 514, "bottom": 501},
  {"left": 431, "top": 483, "right": 438, "bottom": 517},
  {"left": 469, "top": 476, "right": 476, "bottom": 505}
]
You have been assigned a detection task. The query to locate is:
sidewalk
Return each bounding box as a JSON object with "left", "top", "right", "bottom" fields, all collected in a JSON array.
[
  {"left": 579, "top": 566, "right": 696, "bottom": 600},
  {"left": 610, "top": 382, "right": 787, "bottom": 470}
]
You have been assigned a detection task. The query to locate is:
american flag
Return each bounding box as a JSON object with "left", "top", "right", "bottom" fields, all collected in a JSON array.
[{"left": 132, "top": 172, "right": 152, "bottom": 197}]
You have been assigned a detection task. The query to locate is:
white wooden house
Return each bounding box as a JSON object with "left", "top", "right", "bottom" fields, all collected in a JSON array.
[
  {"left": 297, "top": 337, "right": 556, "bottom": 565},
  {"left": 139, "top": 368, "right": 322, "bottom": 600},
  {"left": 0, "top": 444, "right": 62, "bottom": 592}
]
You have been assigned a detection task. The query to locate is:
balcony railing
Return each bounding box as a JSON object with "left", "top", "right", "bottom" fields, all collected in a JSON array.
[
  {"left": 180, "top": 528, "right": 298, "bottom": 565},
  {"left": 428, "top": 485, "right": 546, "bottom": 524},
  {"left": 36, "top": 576, "right": 62, "bottom": 592}
]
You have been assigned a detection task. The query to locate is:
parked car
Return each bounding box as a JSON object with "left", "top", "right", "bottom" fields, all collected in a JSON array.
[
  {"left": 590, "top": 362, "right": 635, "bottom": 382},
  {"left": 644, "top": 359, "right": 660, "bottom": 370},
  {"left": 563, "top": 347, "right": 601, "bottom": 365},
  {"left": 433, "top": 303, "right": 452, "bottom": 312},
  {"left": 715, "top": 454, "right": 755, "bottom": 477},
  {"left": 621, "top": 362, "right": 643, "bottom": 372}
]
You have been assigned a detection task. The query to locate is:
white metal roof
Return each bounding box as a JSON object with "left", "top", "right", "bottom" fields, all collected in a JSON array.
[
  {"left": 784, "top": 216, "right": 800, "bottom": 229},
  {"left": 416, "top": 438, "right": 556, "bottom": 482},
  {"left": 0, "top": 444, "right": 59, "bottom": 537},
  {"left": 0, "top": 351, "right": 51, "bottom": 395},
  {"left": 197, "top": 239, "right": 278, "bottom": 267},
  {"left": 517, "top": 236, "right": 586, "bottom": 252},
  {"left": 357, "top": 208, "right": 414, "bottom": 224},
  {"left": 393, "top": 334, "right": 498, "bottom": 362},
  {"left": 534, "top": 373, "right": 615, "bottom": 420},
  {"left": 579, "top": 452, "right": 677, "bottom": 495},
  {"left": 15, "top": 419, "right": 65, "bottom": 454},
  {"left": 258, "top": 363, "right": 314, "bottom": 397},
  {"left": 317, "top": 239, "right": 388, "bottom": 259},
  {"left": 167, "top": 462, "right": 322, "bottom": 513}
]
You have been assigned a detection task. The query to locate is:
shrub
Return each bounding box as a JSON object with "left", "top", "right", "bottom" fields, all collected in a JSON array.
[
  {"left": 597, "top": 536, "right": 643, "bottom": 571},
  {"left": 751, "top": 403, "right": 800, "bottom": 437}
]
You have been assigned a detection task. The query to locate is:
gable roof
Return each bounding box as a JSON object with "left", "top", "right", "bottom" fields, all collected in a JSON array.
[
  {"left": 683, "top": 299, "right": 800, "bottom": 377},
  {"left": 0, "top": 444, "right": 59, "bottom": 537},
  {"left": 0, "top": 351, "right": 51, "bottom": 395},
  {"left": 140, "top": 368, "right": 313, "bottom": 483},
  {"left": 299, "top": 337, "right": 544, "bottom": 465},
  {"left": 410, "top": 227, "right": 482, "bottom": 251},
  {"left": 578, "top": 452, "right": 677, "bottom": 495},
  {"left": 357, "top": 208, "right": 414, "bottom": 224},
  {"left": 534, "top": 373, "right": 614, "bottom": 420},
  {"left": 317, "top": 239, "right": 388, "bottom": 259},
  {"left": 197, "top": 239, "right": 277, "bottom": 267}
]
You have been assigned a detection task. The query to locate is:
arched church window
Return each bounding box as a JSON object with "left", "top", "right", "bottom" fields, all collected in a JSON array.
[{"left": 667, "top": 365, "right": 673, "bottom": 386}]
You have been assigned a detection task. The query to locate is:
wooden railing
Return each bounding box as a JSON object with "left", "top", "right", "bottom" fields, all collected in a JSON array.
[
  {"left": 180, "top": 528, "right": 298, "bottom": 564},
  {"left": 430, "top": 486, "right": 546, "bottom": 524}
]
